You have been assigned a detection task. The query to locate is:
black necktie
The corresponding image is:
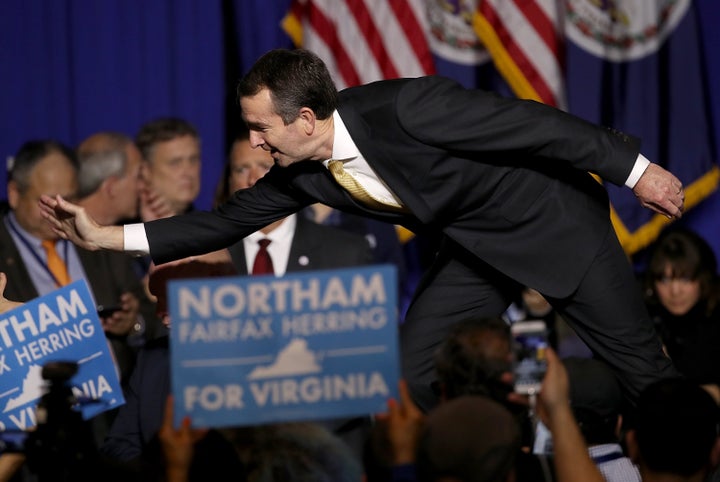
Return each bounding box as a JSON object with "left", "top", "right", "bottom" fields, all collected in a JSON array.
[{"left": 252, "top": 238, "right": 274, "bottom": 275}]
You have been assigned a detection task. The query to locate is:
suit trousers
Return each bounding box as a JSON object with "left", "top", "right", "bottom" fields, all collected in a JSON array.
[{"left": 400, "top": 228, "right": 679, "bottom": 412}]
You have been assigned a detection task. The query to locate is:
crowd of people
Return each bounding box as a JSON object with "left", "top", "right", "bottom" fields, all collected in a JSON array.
[{"left": 0, "top": 48, "right": 718, "bottom": 482}]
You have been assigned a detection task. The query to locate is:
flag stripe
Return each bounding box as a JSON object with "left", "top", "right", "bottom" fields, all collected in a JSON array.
[
  {"left": 346, "top": 0, "right": 400, "bottom": 79},
  {"left": 306, "top": 1, "right": 362, "bottom": 88},
  {"left": 512, "top": 0, "right": 561, "bottom": 60},
  {"left": 390, "top": 0, "right": 436, "bottom": 75},
  {"left": 474, "top": 0, "right": 565, "bottom": 107},
  {"left": 284, "top": 0, "right": 434, "bottom": 90},
  {"left": 475, "top": 1, "right": 557, "bottom": 105}
]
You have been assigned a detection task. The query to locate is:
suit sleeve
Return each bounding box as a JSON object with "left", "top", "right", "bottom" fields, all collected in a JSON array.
[
  {"left": 395, "top": 76, "right": 640, "bottom": 186},
  {"left": 145, "top": 164, "right": 316, "bottom": 265}
]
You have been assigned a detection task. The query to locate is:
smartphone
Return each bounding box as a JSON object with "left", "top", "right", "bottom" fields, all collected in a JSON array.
[
  {"left": 97, "top": 304, "right": 122, "bottom": 318},
  {"left": 511, "top": 320, "right": 549, "bottom": 395}
]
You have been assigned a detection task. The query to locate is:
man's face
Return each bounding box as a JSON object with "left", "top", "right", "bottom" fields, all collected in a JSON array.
[
  {"left": 113, "top": 143, "right": 142, "bottom": 220},
  {"left": 240, "top": 89, "right": 316, "bottom": 167},
  {"left": 8, "top": 151, "right": 78, "bottom": 240},
  {"left": 228, "top": 138, "right": 274, "bottom": 191},
  {"left": 142, "top": 135, "right": 201, "bottom": 214}
]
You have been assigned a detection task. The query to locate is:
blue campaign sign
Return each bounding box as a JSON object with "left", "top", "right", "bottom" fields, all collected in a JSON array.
[
  {"left": 169, "top": 264, "right": 399, "bottom": 428},
  {"left": 0, "top": 280, "right": 124, "bottom": 431}
]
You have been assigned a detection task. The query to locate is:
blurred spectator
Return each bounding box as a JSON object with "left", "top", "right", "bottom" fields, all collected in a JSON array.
[
  {"left": 136, "top": 117, "right": 201, "bottom": 220},
  {"left": 624, "top": 378, "right": 720, "bottom": 481},
  {"left": 642, "top": 227, "right": 720, "bottom": 387},
  {"left": 77, "top": 132, "right": 143, "bottom": 225},
  {"left": 563, "top": 357, "right": 640, "bottom": 481},
  {"left": 415, "top": 396, "right": 520, "bottom": 482}
]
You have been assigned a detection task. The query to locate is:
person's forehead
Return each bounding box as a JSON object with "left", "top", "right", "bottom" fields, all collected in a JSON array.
[
  {"left": 240, "top": 89, "right": 276, "bottom": 121},
  {"left": 148, "top": 135, "right": 200, "bottom": 161}
]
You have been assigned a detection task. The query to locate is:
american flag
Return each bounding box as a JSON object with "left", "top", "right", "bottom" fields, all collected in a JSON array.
[
  {"left": 473, "top": 0, "right": 566, "bottom": 108},
  {"left": 282, "top": 0, "right": 435, "bottom": 89}
]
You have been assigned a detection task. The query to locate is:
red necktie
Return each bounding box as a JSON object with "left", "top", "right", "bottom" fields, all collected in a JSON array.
[{"left": 252, "top": 239, "right": 274, "bottom": 275}]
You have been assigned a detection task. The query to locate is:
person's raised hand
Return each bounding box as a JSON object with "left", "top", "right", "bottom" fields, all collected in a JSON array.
[
  {"left": 140, "top": 186, "right": 175, "bottom": 222},
  {"left": 375, "top": 379, "right": 425, "bottom": 465},
  {"left": 536, "top": 347, "right": 570, "bottom": 427},
  {"left": 632, "top": 163, "right": 685, "bottom": 219},
  {"left": 159, "top": 395, "right": 208, "bottom": 482},
  {"left": 101, "top": 292, "right": 141, "bottom": 337},
  {"left": 39, "top": 194, "right": 124, "bottom": 251}
]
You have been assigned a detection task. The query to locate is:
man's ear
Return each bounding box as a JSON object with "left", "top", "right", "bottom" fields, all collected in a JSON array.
[
  {"left": 101, "top": 176, "right": 118, "bottom": 198},
  {"left": 7, "top": 180, "right": 19, "bottom": 209},
  {"left": 298, "top": 107, "right": 316, "bottom": 135}
]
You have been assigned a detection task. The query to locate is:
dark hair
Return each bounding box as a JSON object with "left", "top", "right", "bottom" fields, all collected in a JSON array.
[
  {"left": 631, "top": 378, "right": 719, "bottom": 477},
  {"left": 237, "top": 49, "right": 338, "bottom": 124},
  {"left": 135, "top": 117, "right": 199, "bottom": 161},
  {"left": 433, "top": 316, "right": 512, "bottom": 401},
  {"left": 10, "top": 140, "right": 78, "bottom": 193},
  {"left": 214, "top": 127, "right": 252, "bottom": 207},
  {"left": 643, "top": 228, "right": 719, "bottom": 313}
]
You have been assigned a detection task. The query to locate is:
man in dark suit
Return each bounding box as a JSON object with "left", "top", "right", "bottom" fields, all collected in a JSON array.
[
  {"left": 219, "top": 132, "right": 374, "bottom": 275},
  {"left": 40, "top": 49, "right": 685, "bottom": 410}
]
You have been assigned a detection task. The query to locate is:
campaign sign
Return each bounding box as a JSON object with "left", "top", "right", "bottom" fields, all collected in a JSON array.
[
  {"left": 0, "top": 280, "right": 124, "bottom": 431},
  {"left": 169, "top": 265, "right": 399, "bottom": 428}
]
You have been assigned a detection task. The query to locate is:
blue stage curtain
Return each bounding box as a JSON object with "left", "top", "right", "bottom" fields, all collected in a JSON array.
[{"left": 0, "top": 0, "right": 225, "bottom": 210}]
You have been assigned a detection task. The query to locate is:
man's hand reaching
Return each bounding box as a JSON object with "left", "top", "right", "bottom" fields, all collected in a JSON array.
[
  {"left": 632, "top": 163, "right": 685, "bottom": 219},
  {"left": 38, "top": 194, "right": 125, "bottom": 251}
]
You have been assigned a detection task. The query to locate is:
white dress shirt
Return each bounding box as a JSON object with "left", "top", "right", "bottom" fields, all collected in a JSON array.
[{"left": 242, "top": 214, "right": 296, "bottom": 276}]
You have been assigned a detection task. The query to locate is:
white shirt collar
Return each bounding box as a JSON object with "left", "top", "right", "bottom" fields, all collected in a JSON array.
[{"left": 328, "top": 111, "right": 359, "bottom": 163}]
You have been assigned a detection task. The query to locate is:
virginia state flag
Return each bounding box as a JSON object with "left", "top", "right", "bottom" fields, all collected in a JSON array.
[{"left": 564, "top": 0, "right": 718, "bottom": 255}]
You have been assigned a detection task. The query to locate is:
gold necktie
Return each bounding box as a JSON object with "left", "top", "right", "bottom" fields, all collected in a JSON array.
[
  {"left": 41, "top": 240, "right": 71, "bottom": 287},
  {"left": 327, "top": 160, "right": 406, "bottom": 212}
]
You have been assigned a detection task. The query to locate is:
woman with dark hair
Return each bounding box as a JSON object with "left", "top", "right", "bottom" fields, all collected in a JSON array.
[{"left": 643, "top": 228, "right": 720, "bottom": 387}]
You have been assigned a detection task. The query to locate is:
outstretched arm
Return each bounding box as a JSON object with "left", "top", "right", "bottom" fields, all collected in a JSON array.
[
  {"left": 632, "top": 163, "right": 685, "bottom": 219},
  {"left": 38, "top": 194, "right": 125, "bottom": 251}
]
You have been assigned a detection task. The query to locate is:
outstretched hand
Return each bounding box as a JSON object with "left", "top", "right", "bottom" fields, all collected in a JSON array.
[
  {"left": 38, "top": 194, "right": 124, "bottom": 251},
  {"left": 632, "top": 163, "right": 685, "bottom": 219}
]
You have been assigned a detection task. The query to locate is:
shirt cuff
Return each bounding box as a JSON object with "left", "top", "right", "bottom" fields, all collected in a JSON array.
[
  {"left": 123, "top": 223, "right": 150, "bottom": 255},
  {"left": 625, "top": 154, "right": 651, "bottom": 188}
]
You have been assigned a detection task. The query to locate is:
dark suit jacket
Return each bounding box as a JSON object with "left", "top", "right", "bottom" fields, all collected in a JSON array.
[
  {"left": 227, "top": 215, "right": 373, "bottom": 274},
  {"left": 145, "top": 76, "right": 639, "bottom": 298}
]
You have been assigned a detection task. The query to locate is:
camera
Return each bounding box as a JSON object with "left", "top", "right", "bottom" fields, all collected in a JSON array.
[{"left": 22, "top": 361, "right": 100, "bottom": 482}]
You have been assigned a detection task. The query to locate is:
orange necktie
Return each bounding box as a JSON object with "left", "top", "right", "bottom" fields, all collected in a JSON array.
[{"left": 41, "top": 240, "right": 71, "bottom": 286}]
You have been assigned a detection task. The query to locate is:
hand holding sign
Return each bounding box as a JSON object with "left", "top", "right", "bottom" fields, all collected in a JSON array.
[{"left": 0, "top": 273, "right": 23, "bottom": 315}]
